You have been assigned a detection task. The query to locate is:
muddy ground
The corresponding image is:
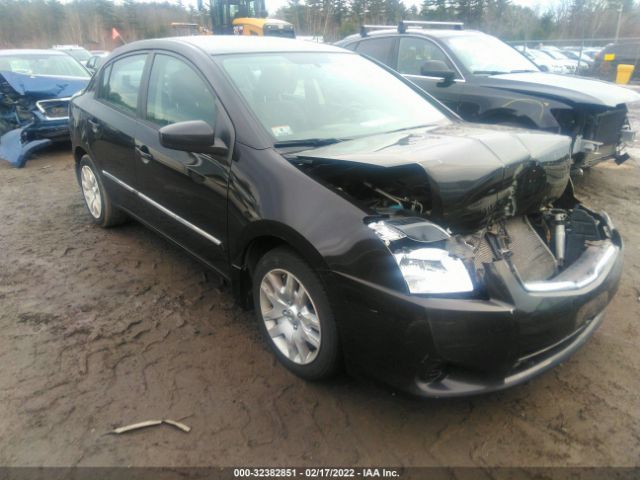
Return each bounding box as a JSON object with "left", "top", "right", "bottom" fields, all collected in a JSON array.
[{"left": 0, "top": 102, "right": 639, "bottom": 469}]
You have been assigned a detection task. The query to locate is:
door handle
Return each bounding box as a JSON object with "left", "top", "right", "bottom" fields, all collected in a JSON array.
[
  {"left": 87, "top": 118, "right": 100, "bottom": 134},
  {"left": 135, "top": 145, "right": 154, "bottom": 164}
]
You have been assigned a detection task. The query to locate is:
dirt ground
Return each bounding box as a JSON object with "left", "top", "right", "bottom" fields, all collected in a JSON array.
[{"left": 0, "top": 102, "right": 639, "bottom": 469}]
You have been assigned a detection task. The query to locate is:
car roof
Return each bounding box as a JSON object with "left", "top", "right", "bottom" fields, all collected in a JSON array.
[
  {"left": 53, "top": 45, "right": 86, "bottom": 49},
  {"left": 0, "top": 48, "right": 70, "bottom": 56},
  {"left": 339, "top": 28, "right": 484, "bottom": 44},
  {"left": 115, "top": 36, "right": 349, "bottom": 56}
]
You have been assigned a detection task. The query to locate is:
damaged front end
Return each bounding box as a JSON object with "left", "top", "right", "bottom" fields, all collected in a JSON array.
[
  {"left": 553, "top": 104, "right": 636, "bottom": 169},
  {"left": 289, "top": 125, "right": 623, "bottom": 395},
  {"left": 365, "top": 189, "right": 620, "bottom": 301},
  {"left": 0, "top": 71, "right": 87, "bottom": 167}
]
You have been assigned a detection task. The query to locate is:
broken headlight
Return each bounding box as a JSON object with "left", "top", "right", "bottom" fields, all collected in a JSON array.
[
  {"left": 369, "top": 221, "right": 474, "bottom": 294},
  {"left": 36, "top": 98, "right": 70, "bottom": 119}
]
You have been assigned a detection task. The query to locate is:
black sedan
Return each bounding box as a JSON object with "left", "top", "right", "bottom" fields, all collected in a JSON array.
[
  {"left": 70, "top": 36, "right": 623, "bottom": 397},
  {"left": 336, "top": 21, "right": 640, "bottom": 170}
]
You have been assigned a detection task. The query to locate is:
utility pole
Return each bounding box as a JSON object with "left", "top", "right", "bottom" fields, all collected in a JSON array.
[
  {"left": 210, "top": 0, "right": 217, "bottom": 33},
  {"left": 614, "top": 2, "right": 623, "bottom": 43}
]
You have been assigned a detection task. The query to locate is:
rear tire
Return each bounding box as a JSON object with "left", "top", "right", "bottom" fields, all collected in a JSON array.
[
  {"left": 253, "top": 247, "right": 340, "bottom": 380},
  {"left": 77, "top": 154, "right": 126, "bottom": 227}
]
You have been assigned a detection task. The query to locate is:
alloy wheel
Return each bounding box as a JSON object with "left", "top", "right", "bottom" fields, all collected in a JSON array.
[
  {"left": 259, "top": 268, "right": 321, "bottom": 365},
  {"left": 80, "top": 165, "right": 102, "bottom": 219}
]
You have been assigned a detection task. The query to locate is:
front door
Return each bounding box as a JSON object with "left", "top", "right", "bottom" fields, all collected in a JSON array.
[
  {"left": 134, "top": 52, "right": 230, "bottom": 275},
  {"left": 396, "top": 36, "right": 466, "bottom": 114}
]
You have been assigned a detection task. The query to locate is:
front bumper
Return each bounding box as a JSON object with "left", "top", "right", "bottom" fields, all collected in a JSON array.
[
  {"left": 0, "top": 114, "right": 69, "bottom": 168},
  {"left": 333, "top": 233, "right": 623, "bottom": 398}
]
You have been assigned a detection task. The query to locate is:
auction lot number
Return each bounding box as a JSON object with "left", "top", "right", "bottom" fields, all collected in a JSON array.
[{"left": 234, "top": 468, "right": 401, "bottom": 478}]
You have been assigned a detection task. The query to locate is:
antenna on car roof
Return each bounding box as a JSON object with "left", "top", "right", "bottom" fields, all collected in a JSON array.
[{"left": 397, "top": 20, "right": 464, "bottom": 33}]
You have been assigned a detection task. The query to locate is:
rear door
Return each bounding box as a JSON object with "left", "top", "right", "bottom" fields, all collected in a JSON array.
[
  {"left": 87, "top": 53, "right": 149, "bottom": 211},
  {"left": 134, "top": 52, "right": 231, "bottom": 275}
]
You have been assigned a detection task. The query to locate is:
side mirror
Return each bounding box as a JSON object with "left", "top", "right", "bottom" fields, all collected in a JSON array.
[
  {"left": 159, "top": 120, "right": 229, "bottom": 156},
  {"left": 420, "top": 60, "right": 456, "bottom": 84},
  {"left": 539, "top": 64, "right": 549, "bottom": 72}
]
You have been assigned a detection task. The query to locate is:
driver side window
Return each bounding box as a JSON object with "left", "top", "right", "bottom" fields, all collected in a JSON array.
[
  {"left": 146, "top": 54, "right": 218, "bottom": 128},
  {"left": 397, "top": 37, "right": 455, "bottom": 77}
]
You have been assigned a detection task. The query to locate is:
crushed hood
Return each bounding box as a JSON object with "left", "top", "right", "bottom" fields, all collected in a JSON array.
[
  {"left": 295, "top": 123, "right": 572, "bottom": 232},
  {"left": 0, "top": 70, "right": 88, "bottom": 99},
  {"left": 486, "top": 72, "right": 640, "bottom": 107}
]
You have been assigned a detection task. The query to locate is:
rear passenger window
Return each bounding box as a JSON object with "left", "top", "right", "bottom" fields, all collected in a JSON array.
[
  {"left": 356, "top": 38, "right": 396, "bottom": 67},
  {"left": 102, "top": 54, "right": 147, "bottom": 114},
  {"left": 146, "top": 54, "right": 217, "bottom": 127}
]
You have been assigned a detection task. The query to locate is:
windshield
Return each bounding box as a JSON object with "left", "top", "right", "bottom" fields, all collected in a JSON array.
[
  {"left": 0, "top": 54, "right": 90, "bottom": 77},
  {"left": 66, "top": 49, "right": 91, "bottom": 62},
  {"left": 445, "top": 35, "right": 539, "bottom": 75},
  {"left": 220, "top": 52, "right": 448, "bottom": 143}
]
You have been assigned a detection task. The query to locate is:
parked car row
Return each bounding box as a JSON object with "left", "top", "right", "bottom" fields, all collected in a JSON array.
[
  {"left": 515, "top": 42, "right": 640, "bottom": 82},
  {"left": 519, "top": 47, "right": 568, "bottom": 74},
  {"left": 516, "top": 45, "right": 593, "bottom": 75}
]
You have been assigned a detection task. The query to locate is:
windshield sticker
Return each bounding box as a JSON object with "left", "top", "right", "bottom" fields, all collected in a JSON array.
[{"left": 271, "top": 125, "right": 293, "bottom": 137}]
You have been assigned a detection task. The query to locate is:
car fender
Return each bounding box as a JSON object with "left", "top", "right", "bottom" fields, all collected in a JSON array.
[{"left": 233, "top": 219, "right": 328, "bottom": 273}]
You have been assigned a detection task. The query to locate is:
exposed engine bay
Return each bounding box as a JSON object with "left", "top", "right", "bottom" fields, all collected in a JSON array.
[
  {"left": 292, "top": 155, "right": 614, "bottom": 292},
  {"left": 299, "top": 162, "right": 434, "bottom": 218},
  {"left": 462, "top": 205, "right": 613, "bottom": 286}
]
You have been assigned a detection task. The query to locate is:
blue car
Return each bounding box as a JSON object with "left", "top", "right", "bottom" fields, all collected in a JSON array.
[{"left": 0, "top": 49, "right": 90, "bottom": 167}]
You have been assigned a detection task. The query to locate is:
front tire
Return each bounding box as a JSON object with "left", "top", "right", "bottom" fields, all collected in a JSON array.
[
  {"left": 77, "top": 155, "right": 126, "bottom": 227},
  {"left": 253, "top": 247, "right": 340, "bottom": 380}
]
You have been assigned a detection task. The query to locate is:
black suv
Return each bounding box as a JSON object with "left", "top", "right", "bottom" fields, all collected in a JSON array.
[
  {"left": 70, "top": 37, "right": 622, "bottom": 397},
  {"left": 336, "top": 21, "right": 639, "bottom": 169},
  {"left": 592, "top": 41, "right": 640, "bottom": 81}
]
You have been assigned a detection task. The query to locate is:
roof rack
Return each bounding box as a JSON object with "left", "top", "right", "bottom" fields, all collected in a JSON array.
[
  {"left": 360, "top": 25, "right": 396, "bottom": 37},
  {"left": 398, "top": 20, "right": 464, "bottom": 33},
  {"left": 360, "top": 20, "right": 464, "bottom": 37}
]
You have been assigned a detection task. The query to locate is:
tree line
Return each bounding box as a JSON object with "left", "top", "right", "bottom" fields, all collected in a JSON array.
[
  {"left": 0, "top": 0, "right": 638, "bottom": 49},
  {"left": 278, "top": 0, "right": 640, "bottom": 42},
  {"left": 0, "top": 0, "right": 207, "bottom": 49}
]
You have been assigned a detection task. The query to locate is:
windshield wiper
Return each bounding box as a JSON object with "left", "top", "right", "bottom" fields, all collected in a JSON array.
[
  {"left": 381, "top": 124, "right": 434, "bottom": 135},
  {"left": 273, "top": 138, "right": 342, "bottom": 148},
  {"left": 509, "top": 69, "right": 537, "bottom": 73}
]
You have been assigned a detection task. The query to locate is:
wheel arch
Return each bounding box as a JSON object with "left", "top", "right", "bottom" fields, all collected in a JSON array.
[
  {"left": 230, "top": 220, "right": 330, "bottom": 308},
  {"left": 479, "top": 107, "right": 540, "bottom": 128},
  {"left": 73, "top": 146, "right": 89, "bottom": 171}
]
